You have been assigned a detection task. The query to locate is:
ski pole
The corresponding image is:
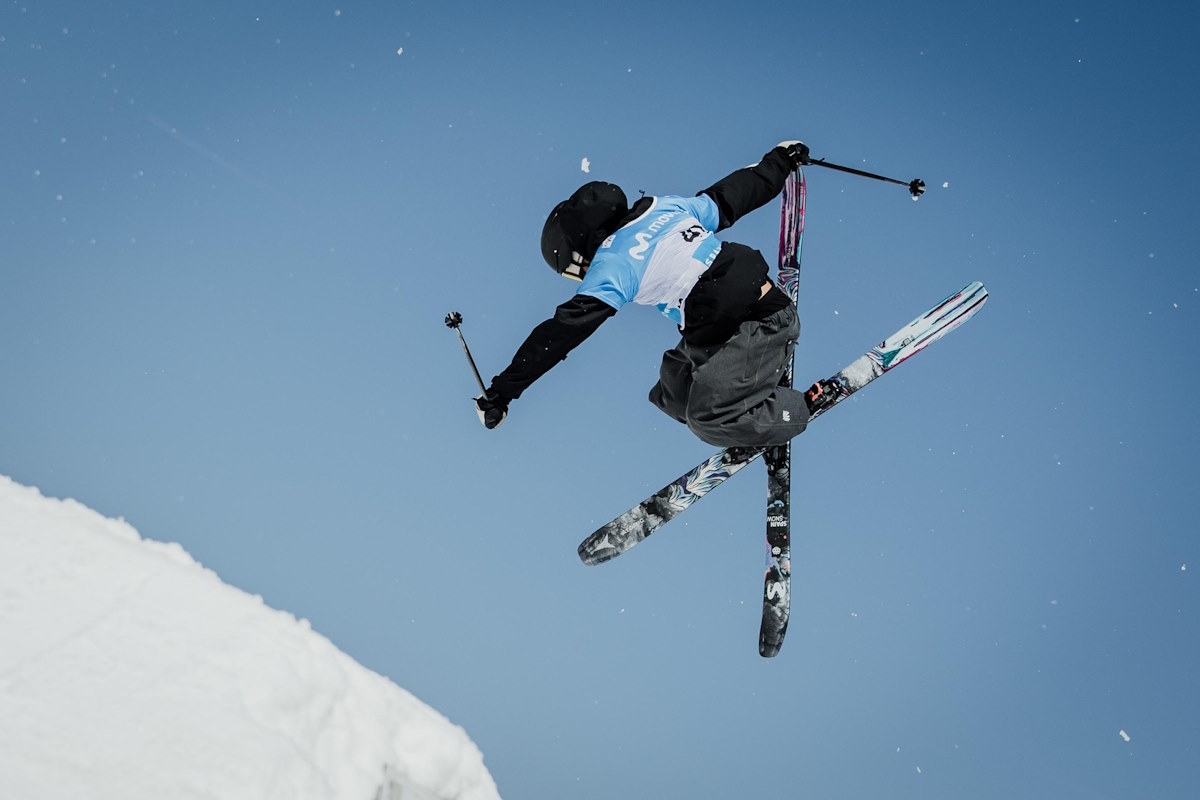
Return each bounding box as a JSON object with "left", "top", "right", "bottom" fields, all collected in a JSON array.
[
  {"left": 444, "top": 311, "right": 488, "bottom": 395},
  {"left": 807, "top": 158, "right": 926, "bottom": 200}
]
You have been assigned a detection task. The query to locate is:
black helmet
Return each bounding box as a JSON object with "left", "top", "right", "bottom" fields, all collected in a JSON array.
[{"left": 541, "top": 181, "right": 628, "bottom": 280}]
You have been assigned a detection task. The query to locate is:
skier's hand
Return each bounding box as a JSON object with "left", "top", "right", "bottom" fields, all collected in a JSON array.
[
  {"left": 778, "top": 140, "right": 810, "bottom": 167},
  {"left": 475, "top": 390, "right": 509, "bottom": 429}
]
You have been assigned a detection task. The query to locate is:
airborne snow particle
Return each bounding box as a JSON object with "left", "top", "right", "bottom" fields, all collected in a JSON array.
[
  {"left": 581, "top": 157, "right": 590, "bottom": 173},
  {"left": 942, "top": 181, "right": 950, "bottom": 189},
  {"left": 1119, "top": 729, "right": 1131, "bottom": 742},
  {"left": 397, "top": 47, "right": 404, "bottom": 56}
]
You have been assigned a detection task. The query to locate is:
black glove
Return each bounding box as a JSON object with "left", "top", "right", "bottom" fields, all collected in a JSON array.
[
  {"left": 778, "top": 140, "right": 810, "bottom": 168},
  {"left": 475, "top": 389, "right": 509, "bottom": 429}
]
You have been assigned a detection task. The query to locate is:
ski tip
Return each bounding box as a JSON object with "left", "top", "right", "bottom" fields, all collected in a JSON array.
[
  {"left": 758, "top": 640, "right": 783, "bottom": 658},
  {"left": 963, "top": 281, "right": 989, "bottom": 314},
  {"left": 577, "top": 543, "right": 610, "bottom": 566},
  {"left": 759, "top": 617, "right": 789, "bottom": 658}
]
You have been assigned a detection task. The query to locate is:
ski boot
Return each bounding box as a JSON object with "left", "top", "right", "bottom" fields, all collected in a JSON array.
[
  {"left": 724, "top": 445, "right": 761, "bottom": 465},
  {"left": 804, "top": 377, "right": 844, "bottom": 415}
]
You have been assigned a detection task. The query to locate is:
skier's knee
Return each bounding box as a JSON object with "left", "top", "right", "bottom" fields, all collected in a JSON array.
[
  {"left": 686, "top": 416, "right": 738, "bottom": 448},
  {"left": 649, "top": 383, "right": 689, "bottom": 424}
]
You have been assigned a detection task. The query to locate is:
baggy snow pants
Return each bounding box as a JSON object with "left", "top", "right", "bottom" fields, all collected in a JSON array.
[{"left": 648, "top": 304, "right": 811, "bottom": 448}]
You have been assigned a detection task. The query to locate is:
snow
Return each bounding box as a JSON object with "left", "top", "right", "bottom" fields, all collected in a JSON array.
[
  {"left": 840, "top": 353, "right": 883, "bottom": 389},
  {"left": 0, "top": 475, "right": 501, "bottom": 800}
]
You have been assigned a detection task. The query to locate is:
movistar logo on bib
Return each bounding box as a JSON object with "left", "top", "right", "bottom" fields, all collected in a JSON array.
[
  {"left": 574, "top": 194, "right": 725, "bottom": 328},
  {"left": 628, "top": 209, "right": 683, "bottom": 260},
  {"left": 629, "top": 232, "right": 652, "bottom": 260}
]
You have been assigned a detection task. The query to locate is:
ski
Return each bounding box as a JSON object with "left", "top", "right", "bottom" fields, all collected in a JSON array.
[
  {"left": 577, "top": 280, "right": 989, "bottom": 567},
  {"left": 759, "top": 169, "right": 804, "bottom": 658}
]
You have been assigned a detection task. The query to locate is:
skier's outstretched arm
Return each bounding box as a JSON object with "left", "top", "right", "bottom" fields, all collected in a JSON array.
[
  {"left": 700, "top": 141, "right": 809, "bottom": 231},
  {"left": 476, "top": 295, "right": 617, "bottom": 428}
]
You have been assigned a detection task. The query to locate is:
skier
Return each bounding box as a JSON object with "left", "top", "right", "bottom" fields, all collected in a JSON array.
[{"left": 474, "top": 141, "right": 839, "bottom": 447}]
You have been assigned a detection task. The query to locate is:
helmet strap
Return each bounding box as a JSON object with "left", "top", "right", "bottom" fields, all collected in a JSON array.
[{"left": 561, "top": 251, "right": 588, "bottom": 282}]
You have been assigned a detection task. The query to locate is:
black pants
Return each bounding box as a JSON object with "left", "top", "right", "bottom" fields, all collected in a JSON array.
[{"left": 649, "top": 304, "right": 810, "bottom": 448}]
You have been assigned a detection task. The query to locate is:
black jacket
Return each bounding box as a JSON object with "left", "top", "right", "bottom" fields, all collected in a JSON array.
[{"left": 491, "top": 145, "right": 796, "bottom": 401}]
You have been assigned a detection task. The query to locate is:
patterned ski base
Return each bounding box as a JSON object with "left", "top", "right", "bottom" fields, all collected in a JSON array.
[
  {"left": 759, "top": 443, "right": 791, "bottom": 657},
  {"left": 578, "top": 447, "right": 763, "bottom": 566},
  {"left": 576, "top": 280, "right": 988, "bottom": 567},
  {"left": 759, "top": 169, "right": 804, "bottom": 658}
]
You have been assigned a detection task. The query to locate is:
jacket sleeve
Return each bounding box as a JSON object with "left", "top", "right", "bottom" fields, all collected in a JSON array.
[
  {"left": 698, "top": 145, "right": 795, "bottom": 232},
  {"left": 489, "top": 294, "right": 617, "bottom": 400}
]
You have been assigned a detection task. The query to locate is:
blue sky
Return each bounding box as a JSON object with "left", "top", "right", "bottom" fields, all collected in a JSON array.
[{"left": 3, "top": 1, "right": 1198, "bottom": 798}]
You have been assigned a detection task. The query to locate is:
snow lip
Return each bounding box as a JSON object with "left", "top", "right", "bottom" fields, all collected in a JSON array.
[{"left": 0, "top": 475, "right": 502, "bottom": 800}]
